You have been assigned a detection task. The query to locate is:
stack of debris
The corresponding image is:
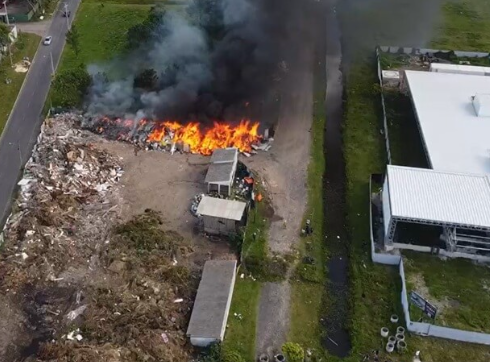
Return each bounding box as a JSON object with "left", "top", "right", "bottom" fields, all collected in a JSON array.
[
  {"left": 190, "top": 193, "right": 205, "bottom": 217},
  {"left": 1, "top": 112, "right": 123, "bottom": 288}
]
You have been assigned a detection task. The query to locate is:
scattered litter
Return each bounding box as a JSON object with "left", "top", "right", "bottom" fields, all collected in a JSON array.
[
  {"left": 173, "top": 298, "right": 184, "bottom": 303},
  {"left": 240, "top": 273, "right": 244, "bottom": 279},
  {"left": 66, "top": 305, "right": 87, "bottom": 321},
  {"left": 328, "top": 337, "right": 339, "bottom": 346},
  {"left": 161, "top": 332, "right": 169, "bottom": 343},
  {"left": 233, "top": 312, "right": 243, "bottom": 320}
]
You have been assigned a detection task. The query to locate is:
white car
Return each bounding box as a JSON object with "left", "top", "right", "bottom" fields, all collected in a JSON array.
[{"left": 43, "top": 36, "right": 52, "bottom": 46}]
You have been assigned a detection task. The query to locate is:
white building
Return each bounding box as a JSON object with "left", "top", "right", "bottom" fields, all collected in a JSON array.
[
  {"left": 382, "top": 165, "right": 490, "bottom": 254},
  {"left": 186, "top": 260, "right": 237, "bottom": 347},
  {"left": 197, "top": 196, "right": 247, "bottom": 235},
  {"left": 205, "top": 148, "right": 238, "bottom": 196},
  {"left": 377, "top": 70, "right": 490, "bottom": 258}
]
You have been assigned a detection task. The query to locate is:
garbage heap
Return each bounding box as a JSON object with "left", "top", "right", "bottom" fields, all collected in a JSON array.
[{"left": 1, "top": 112, "right": 123, "bottom": 289}]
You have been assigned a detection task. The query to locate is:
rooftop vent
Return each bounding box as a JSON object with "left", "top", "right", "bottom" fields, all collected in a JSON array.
[{"left": 472, "top": 94, "right": 490, "bottom": 117}]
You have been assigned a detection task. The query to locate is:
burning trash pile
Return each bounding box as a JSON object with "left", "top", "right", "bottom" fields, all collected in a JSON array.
[
  {"left": 1, "top": 112, "right": 123, "bottom": 288},
  {"left": 83, "top": 116, "right": 274, "bottom": 156}
]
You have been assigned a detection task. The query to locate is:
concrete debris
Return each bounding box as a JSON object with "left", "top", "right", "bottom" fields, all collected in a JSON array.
[
  {"left": 2, "top": 113, "right": 123, "bottom": 290},
  {"left": 66, "top": 305, "right": 88, "bottom": 321}
]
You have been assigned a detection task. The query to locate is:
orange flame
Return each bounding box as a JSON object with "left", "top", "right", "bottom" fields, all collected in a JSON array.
[{"left": 146, "top": 120, "right": 261, "bottom": 155}]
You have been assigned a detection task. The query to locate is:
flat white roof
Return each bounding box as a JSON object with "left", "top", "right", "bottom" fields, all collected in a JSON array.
[
  {"left": 430, "top": 63, "right": 490, "bottom": 76},
  {"left": 386, "top": 165, "right": 490, "bottom": 228},
  {"left": 405, "top": 70, "right": 490, "bottom": 174},
  {"left": 197, "top": 196, "right": 246, "bottom": 221}
]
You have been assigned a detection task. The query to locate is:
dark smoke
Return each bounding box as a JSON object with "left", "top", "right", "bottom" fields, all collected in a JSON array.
[{"left": 85, "top": 0, "right": 280, "bottom": 122}]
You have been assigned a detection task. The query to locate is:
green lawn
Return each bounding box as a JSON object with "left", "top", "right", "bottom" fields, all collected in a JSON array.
[
  {"left": 404, "top": 252, "right": 490, "bottom": 333},
  {"left": 432, "top": 0, "right": 490, "bottom": 50},
  {"left": 0, "top": 33, "right": 40, "bottom": 134},
  {"left": 58, "top": 2, "right": 151, "bottom": 71},
  {"left": 223, "top": 278, "right": 261, "bottom": 362}
]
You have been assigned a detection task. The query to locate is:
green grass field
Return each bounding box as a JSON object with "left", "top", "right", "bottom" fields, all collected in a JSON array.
[
  {"left": 404, "top": 252, "right": 490, "bottom": 333},
  {"left": 58, "top": 2, "right": 151, "bottom": 71},
  {"left": 0, "top": 33, "right": 40, "bottom": 134},
  {"left": 432, "top": 0, "right": 490, "bottom": 50}
]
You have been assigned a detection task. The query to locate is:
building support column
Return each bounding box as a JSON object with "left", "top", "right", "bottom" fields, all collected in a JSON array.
[{"left": 384, "top": 218, "right": 397, "bottom": 251}]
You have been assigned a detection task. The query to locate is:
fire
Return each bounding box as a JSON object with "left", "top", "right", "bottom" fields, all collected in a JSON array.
[
  {"left": 92, "top": 117, "right": 262, "bottom": 155},
  {"left": 145, "top": 120, "right": 260, "bottom": 155}
]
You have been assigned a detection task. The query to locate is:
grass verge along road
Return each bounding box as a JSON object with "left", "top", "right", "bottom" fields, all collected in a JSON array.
[{"left": 0, "top": 33, "right": 40, "bottom": 134}]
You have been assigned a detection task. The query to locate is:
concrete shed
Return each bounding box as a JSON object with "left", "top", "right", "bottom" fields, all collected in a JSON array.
[
  {"left": 205, "top": 148, "right": 238, "bottom": 196},
  {"left": 187, "top": 260, "right": 237, "bottom": 347},
  {"left": 197, "top": 196, "right": 247, "bottom": 235}
]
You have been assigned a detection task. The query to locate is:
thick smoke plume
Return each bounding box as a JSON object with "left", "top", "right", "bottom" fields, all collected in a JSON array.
[{"left": 85, "top": 0, "right": 279, "bottom": 123}]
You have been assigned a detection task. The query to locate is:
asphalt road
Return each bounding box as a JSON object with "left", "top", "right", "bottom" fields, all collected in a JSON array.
[{"left": 0, "top": 0, "right": 81, "bottom": 226}]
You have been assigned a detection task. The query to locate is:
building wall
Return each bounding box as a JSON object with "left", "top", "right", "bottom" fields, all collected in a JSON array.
[
  {"left": 190, "top": 337, "right": 219, "bottom": 348},
  {"left": 203, "top": 215, "right": 237, "bottom": 235}
]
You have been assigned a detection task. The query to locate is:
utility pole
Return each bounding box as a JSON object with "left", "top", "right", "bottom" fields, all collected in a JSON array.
[
  {"left": 3, "top": 0, "right": 10, "bottom": 25},
  {"left": 50, "top": 51, "right": 54, "bottom": 75}
]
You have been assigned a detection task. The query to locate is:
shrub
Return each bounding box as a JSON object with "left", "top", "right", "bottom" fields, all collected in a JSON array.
[
  {"left": 282, "top": 342, "right": 304, "bottom": 362},
  {"left": 222, "top": 348, "right": 246, "bottom": 362}
]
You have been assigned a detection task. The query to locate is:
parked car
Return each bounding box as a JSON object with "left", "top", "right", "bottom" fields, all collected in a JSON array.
[{"left": 43, "top": 36, "right": 52, "bottom": 46}]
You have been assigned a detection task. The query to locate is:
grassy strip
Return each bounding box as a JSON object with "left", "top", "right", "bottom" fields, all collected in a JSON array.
[
  {"left": 344, "top": 61, "right": 404, "bottom": 359},
  {"left": 383, "top": 91, "right": 427, "bottom": 168},
  {"left": 0, "top": 33, "right": 41, "bottom": 134},
  {"left": 223, "top": 278, "right": 261, "bottom": 362}
]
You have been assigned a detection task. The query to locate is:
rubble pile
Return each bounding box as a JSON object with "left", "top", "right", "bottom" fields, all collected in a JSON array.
[
  {"left": 38, "top": 211, "right": 196, "bottom": 362},
  {"left": 83, "top": 115, "right": 273, "bottom": 157},
  {"left": 1, "top": 112, "right": 123, "bottom": 289}
]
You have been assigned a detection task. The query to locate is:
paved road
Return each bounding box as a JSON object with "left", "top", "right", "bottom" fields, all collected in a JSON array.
[{"left": 0, "top": 0, "right": 81, "bottom": 226}]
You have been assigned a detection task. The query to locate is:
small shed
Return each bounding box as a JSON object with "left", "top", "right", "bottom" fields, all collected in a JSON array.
[
  {"left": 197, "top": 196, "right": 247, "bottom": 235},
  {"left": 187, "top": 260, "right": 237, "bottom": 347},
  {"left": 205, "top": 148, "right": 238, "bottom": 196}
]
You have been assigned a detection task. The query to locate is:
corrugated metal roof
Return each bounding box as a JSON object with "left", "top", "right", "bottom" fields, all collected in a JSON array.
[
  {"left": 187, "top": 260, "right": 237, "bottom": 339},
  {"left": 387, "top": 165, "right": 490, "bottom": 228},
  {"left": 205, "top": 162, "right": 235, "bottom": 184},
  {"left": 197, "top": 196, "right": 247, "bottom": 220},
  {"left": 210, "top": 148, "right": 238, "bottom": 164}
]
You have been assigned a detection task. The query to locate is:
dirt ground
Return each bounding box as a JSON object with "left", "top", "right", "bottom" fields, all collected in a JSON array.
[{"left": 98, "top": 140, "right": 236, "bottom": 265}]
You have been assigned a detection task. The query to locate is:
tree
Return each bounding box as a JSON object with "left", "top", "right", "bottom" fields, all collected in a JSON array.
[
  {"left": 0, "top": 22, "right": 11, "bottom": 49},
  {"left": 52, "top": 65, "right": 91, "bottom": 108},
  {"left": 133, "top": 68, "right": 158, "bottom": 90},
  {"left": 126, "top": 5, "right": 167, "bottom": 50},
  {"left": 66, "top": 25, "right": 80, "bottom": 56}
]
